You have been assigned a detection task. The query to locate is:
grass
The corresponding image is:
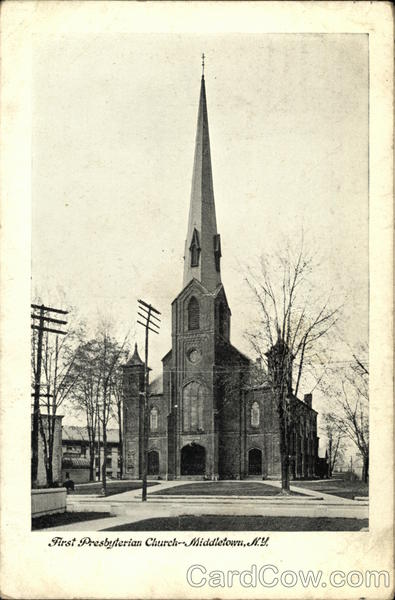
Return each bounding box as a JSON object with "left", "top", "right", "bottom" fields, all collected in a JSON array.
[
  {"left": 291, "top": 475, "right": 368, "bottom": 500},
  {"left": 70, "top": 480, "right": 159, "bottom": 497},
  {"left": 32, "top": 511, "right": 111, "bottom": 530},
  {"left": 150, "top": 481, "right": 303, "bottom": 497},
  {"left": 104, "top": 515, "right": 368, "bottom": 532}
]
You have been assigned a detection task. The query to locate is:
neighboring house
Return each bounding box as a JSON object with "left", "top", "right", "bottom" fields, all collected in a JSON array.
[
  {"left": 61, "top": 426, "right": 121, "bottom": 482},
  {"left": 122, "top": 73, "right": 319, "bottom": 481}
]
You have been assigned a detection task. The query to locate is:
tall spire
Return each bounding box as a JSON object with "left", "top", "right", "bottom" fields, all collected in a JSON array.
[{"left": 183, "top": 68, "right": 222, "bottom": 292}]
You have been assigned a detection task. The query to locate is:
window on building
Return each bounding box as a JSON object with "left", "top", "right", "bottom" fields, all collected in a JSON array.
[
  {"left": 188, "top": 297, "right": 200, "bottom": 330},
  {"left": 150, "top": 406, "right": 159, "bottom": 431},
  {"left": 80, "top": 446, "right": 87, "bottom": 457},
  {"left": 190, "top": 228, "right": 201, "bottom": 267},
  {"left": 183, "top": 381, "right": 205, "bottom": 432},
  {"left": 251, "top": 401, "right": 260, "bottom": 427},
  {"left": 214, "top": 234, "right": 221, "bottom": 272}
]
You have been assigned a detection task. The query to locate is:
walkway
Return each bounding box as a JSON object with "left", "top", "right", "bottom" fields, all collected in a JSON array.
[{"left": 42, "top": 479, "right": 368, "bottom": 532}]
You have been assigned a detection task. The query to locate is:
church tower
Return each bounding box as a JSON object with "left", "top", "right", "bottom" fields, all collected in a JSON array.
[
  {"left": 163, "top": 65, "right": 249, "bottom": 480},
  {"left": 122, "top": 63, "right": 319, "bottom": 483}
]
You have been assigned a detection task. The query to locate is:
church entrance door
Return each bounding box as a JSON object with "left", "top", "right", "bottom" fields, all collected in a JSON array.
[
  {"left": 181, "top": 444, "right": 205, "bottom": 476},
  {"left": 148, "top": 450, "right": 159, "bottom": 476},
  {"left": 248, "top": 448, "right": 262, "bottom": 476}
]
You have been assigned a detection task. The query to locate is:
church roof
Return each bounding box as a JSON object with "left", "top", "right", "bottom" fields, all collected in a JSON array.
[
  {"left": 183, "top": 75, "right": 221, "bottom": 293},
  {"left": 149, "top": 375, "right": 163, "bottom": 396},
  {"left": 125, "top": 343, "right": 144, "bottom": 367}
]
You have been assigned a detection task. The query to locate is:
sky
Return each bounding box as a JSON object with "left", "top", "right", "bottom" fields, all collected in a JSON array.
[{"left": 32, "top": 33, "right": 368, "bottom": 432}]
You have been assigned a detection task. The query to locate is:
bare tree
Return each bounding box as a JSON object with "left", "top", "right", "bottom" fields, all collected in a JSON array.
[
  {"left": 95, "top": 323, "right": 128, "bottom": 495},
  {"left": 72, "top": 339, "right": 102, "bottom": 481},
  {"left": 322, "top": 412, "right": 345, "bottom": 477},
  {"left": 332, "top": 352, "right": 369, "bottom": 482},
  {"left": 71, "top": 324, "right": 128, "bottom": 489},
  {"left": 246, "top": 241, "right": 341, "bottom": 492}
]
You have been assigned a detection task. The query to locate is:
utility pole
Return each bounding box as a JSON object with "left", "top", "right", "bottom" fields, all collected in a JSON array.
[
  {"left": 137, "top": 299, "right": 160, "bottom": 501},
  {"left": 31, "top": 303, "right": 68, "bottom": 487}
]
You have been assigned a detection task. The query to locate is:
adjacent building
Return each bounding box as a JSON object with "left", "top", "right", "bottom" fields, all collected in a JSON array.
[{"left": 62, "top": 426, "right": 120, "bottom": 482}]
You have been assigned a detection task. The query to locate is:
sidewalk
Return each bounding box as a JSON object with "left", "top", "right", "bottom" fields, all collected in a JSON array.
[{"left": 40, "top": 479, "right": 368, "bottom": 531}]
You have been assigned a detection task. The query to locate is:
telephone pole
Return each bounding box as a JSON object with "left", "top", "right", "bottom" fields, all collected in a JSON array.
[
  {"left": 137, "top": 299, "right": 160, "bottom": 501},
  {"left": 31, "top": 303, "right": 68, "bottom": 487}
]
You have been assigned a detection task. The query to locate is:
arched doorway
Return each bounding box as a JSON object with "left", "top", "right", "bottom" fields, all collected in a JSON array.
[
  {"left": 248, "top": 448, "right": 262, "bottom": 476},
  {"left": 181, "top": 444, "right": 205, "bottom": 476},
  {"left": 148, "top": 450, "right": 159, "bottom": 476}
]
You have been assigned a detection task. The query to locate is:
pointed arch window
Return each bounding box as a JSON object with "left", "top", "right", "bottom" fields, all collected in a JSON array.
[
  {"left": 188, "top": 296, "right": 200, "bottom": 330},
  {"left": 190, "top": 228, "right": 201, "bottom": 267},
  {"left": 183, "top": 381, "right": 205, "bottom": 432},
  {"left": 150, "top": 407, "right": 159, "bottom": 432},
  {"left": 251, "top": 401, "right": 260, "bottom": 428},
  {"left": 214, "top": 234, "right": 221, "bottom": 272}
]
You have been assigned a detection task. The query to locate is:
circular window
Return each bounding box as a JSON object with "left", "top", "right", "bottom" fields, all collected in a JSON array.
[{"left": 187, "top": 348, "right": 201, "bottom": 364}]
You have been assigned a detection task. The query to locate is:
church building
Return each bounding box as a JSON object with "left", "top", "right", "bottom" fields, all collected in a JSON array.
[{"left": 122, "top": 71, "right": 319, "bottom": 480}]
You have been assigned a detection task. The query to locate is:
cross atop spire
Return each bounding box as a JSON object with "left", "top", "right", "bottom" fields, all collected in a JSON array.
[{"left": 201, "top": 53, "right": 205, "bottom": 78}]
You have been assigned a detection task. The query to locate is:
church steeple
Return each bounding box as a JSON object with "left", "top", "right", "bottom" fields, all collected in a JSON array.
[{"left": 183, "top": 68, "right": 222, "bottom": 292}]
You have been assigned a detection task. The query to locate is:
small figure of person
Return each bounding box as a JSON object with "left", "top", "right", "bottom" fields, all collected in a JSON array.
[{"left": 64, "top": 472, "right": 75, "bottom": 493}]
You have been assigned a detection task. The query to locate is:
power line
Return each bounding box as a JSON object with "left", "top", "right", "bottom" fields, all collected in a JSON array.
[
  {"left": 31, "top": 303, "right": 68, "bottom": 487},
  {"left": 137, "top": 299, "right": 160, "bottom": 501}
]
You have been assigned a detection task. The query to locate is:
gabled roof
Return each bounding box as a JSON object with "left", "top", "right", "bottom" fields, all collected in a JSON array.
[
  {"left": 161, "top": 348, "right": 172, "bottom": 362},
  {"left": 171, "top": 276, "right": 210, "bottom": 305},
  {"left": 149, "top": 375, "right": 163, "bottom": 396}
]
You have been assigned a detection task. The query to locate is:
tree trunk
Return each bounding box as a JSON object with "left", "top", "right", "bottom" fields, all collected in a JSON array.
[
  {"left": 48, "top": 443, "right": 54, "bottom": 486},
  {"left": 101, "top": 425, "right": 107, "bottom": 496},
  {"left": 280, "top": 453, "right": 290, "bottom": 492},
  {"left": 48, "top": 417, "right": 54, "bottom": 487},
  {"left": 117, "top": 400, "right": 123, "bottom": 479},
  {"left": 362, "top": 454, "right": 369, "bottom": 483},
  {"left": 89, "top": 441, "right": 95, "bottom": 481},
  {"left": 278, "top": 400, "right": 290, "bottom": 493},
  {"left": 328, "top": 438, "right": 333, "bottom": 478}
]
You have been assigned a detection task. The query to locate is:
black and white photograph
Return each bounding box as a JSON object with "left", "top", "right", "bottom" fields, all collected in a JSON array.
[
  {"left": 31, "top": 31, "right": 369, "bottom": 532},
  {"left": 1, "top": 2, "right": 393, "bottom": 599}
]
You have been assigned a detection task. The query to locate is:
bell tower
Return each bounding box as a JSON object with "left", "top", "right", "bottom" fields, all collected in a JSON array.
[{"left": 164, "top": 63, "right": 238, "bottom": 480}]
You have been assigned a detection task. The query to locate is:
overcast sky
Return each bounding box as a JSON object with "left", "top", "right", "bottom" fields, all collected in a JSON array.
[{"left": 32, "top": 33, "right": 368, "bottom": 426}]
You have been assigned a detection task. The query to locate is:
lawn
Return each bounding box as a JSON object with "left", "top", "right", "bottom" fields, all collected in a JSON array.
[
  {"left": 104, "top": 515, "right": 368, "bottom": 532},
  {"left": 150, "top": 481, "right": 303, "bottom": 496},
  {"left": 291, "top": 476, "right": 368, "bottom": 500},
  {"left": 70, "top": 481, "right": 158, "bottom": 497},
  {"left": 32, "top": 511, "right": 111, "bottom": 530}
]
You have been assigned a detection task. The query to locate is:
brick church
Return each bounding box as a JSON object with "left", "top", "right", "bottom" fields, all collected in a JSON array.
[{"left": 122, "top": 72, "right": 319, "bottom": 480}]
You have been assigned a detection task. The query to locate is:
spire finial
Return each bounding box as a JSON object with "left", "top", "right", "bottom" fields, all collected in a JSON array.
[{"left": 201, "top": 53, "right": 205, "bottom": 77}]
